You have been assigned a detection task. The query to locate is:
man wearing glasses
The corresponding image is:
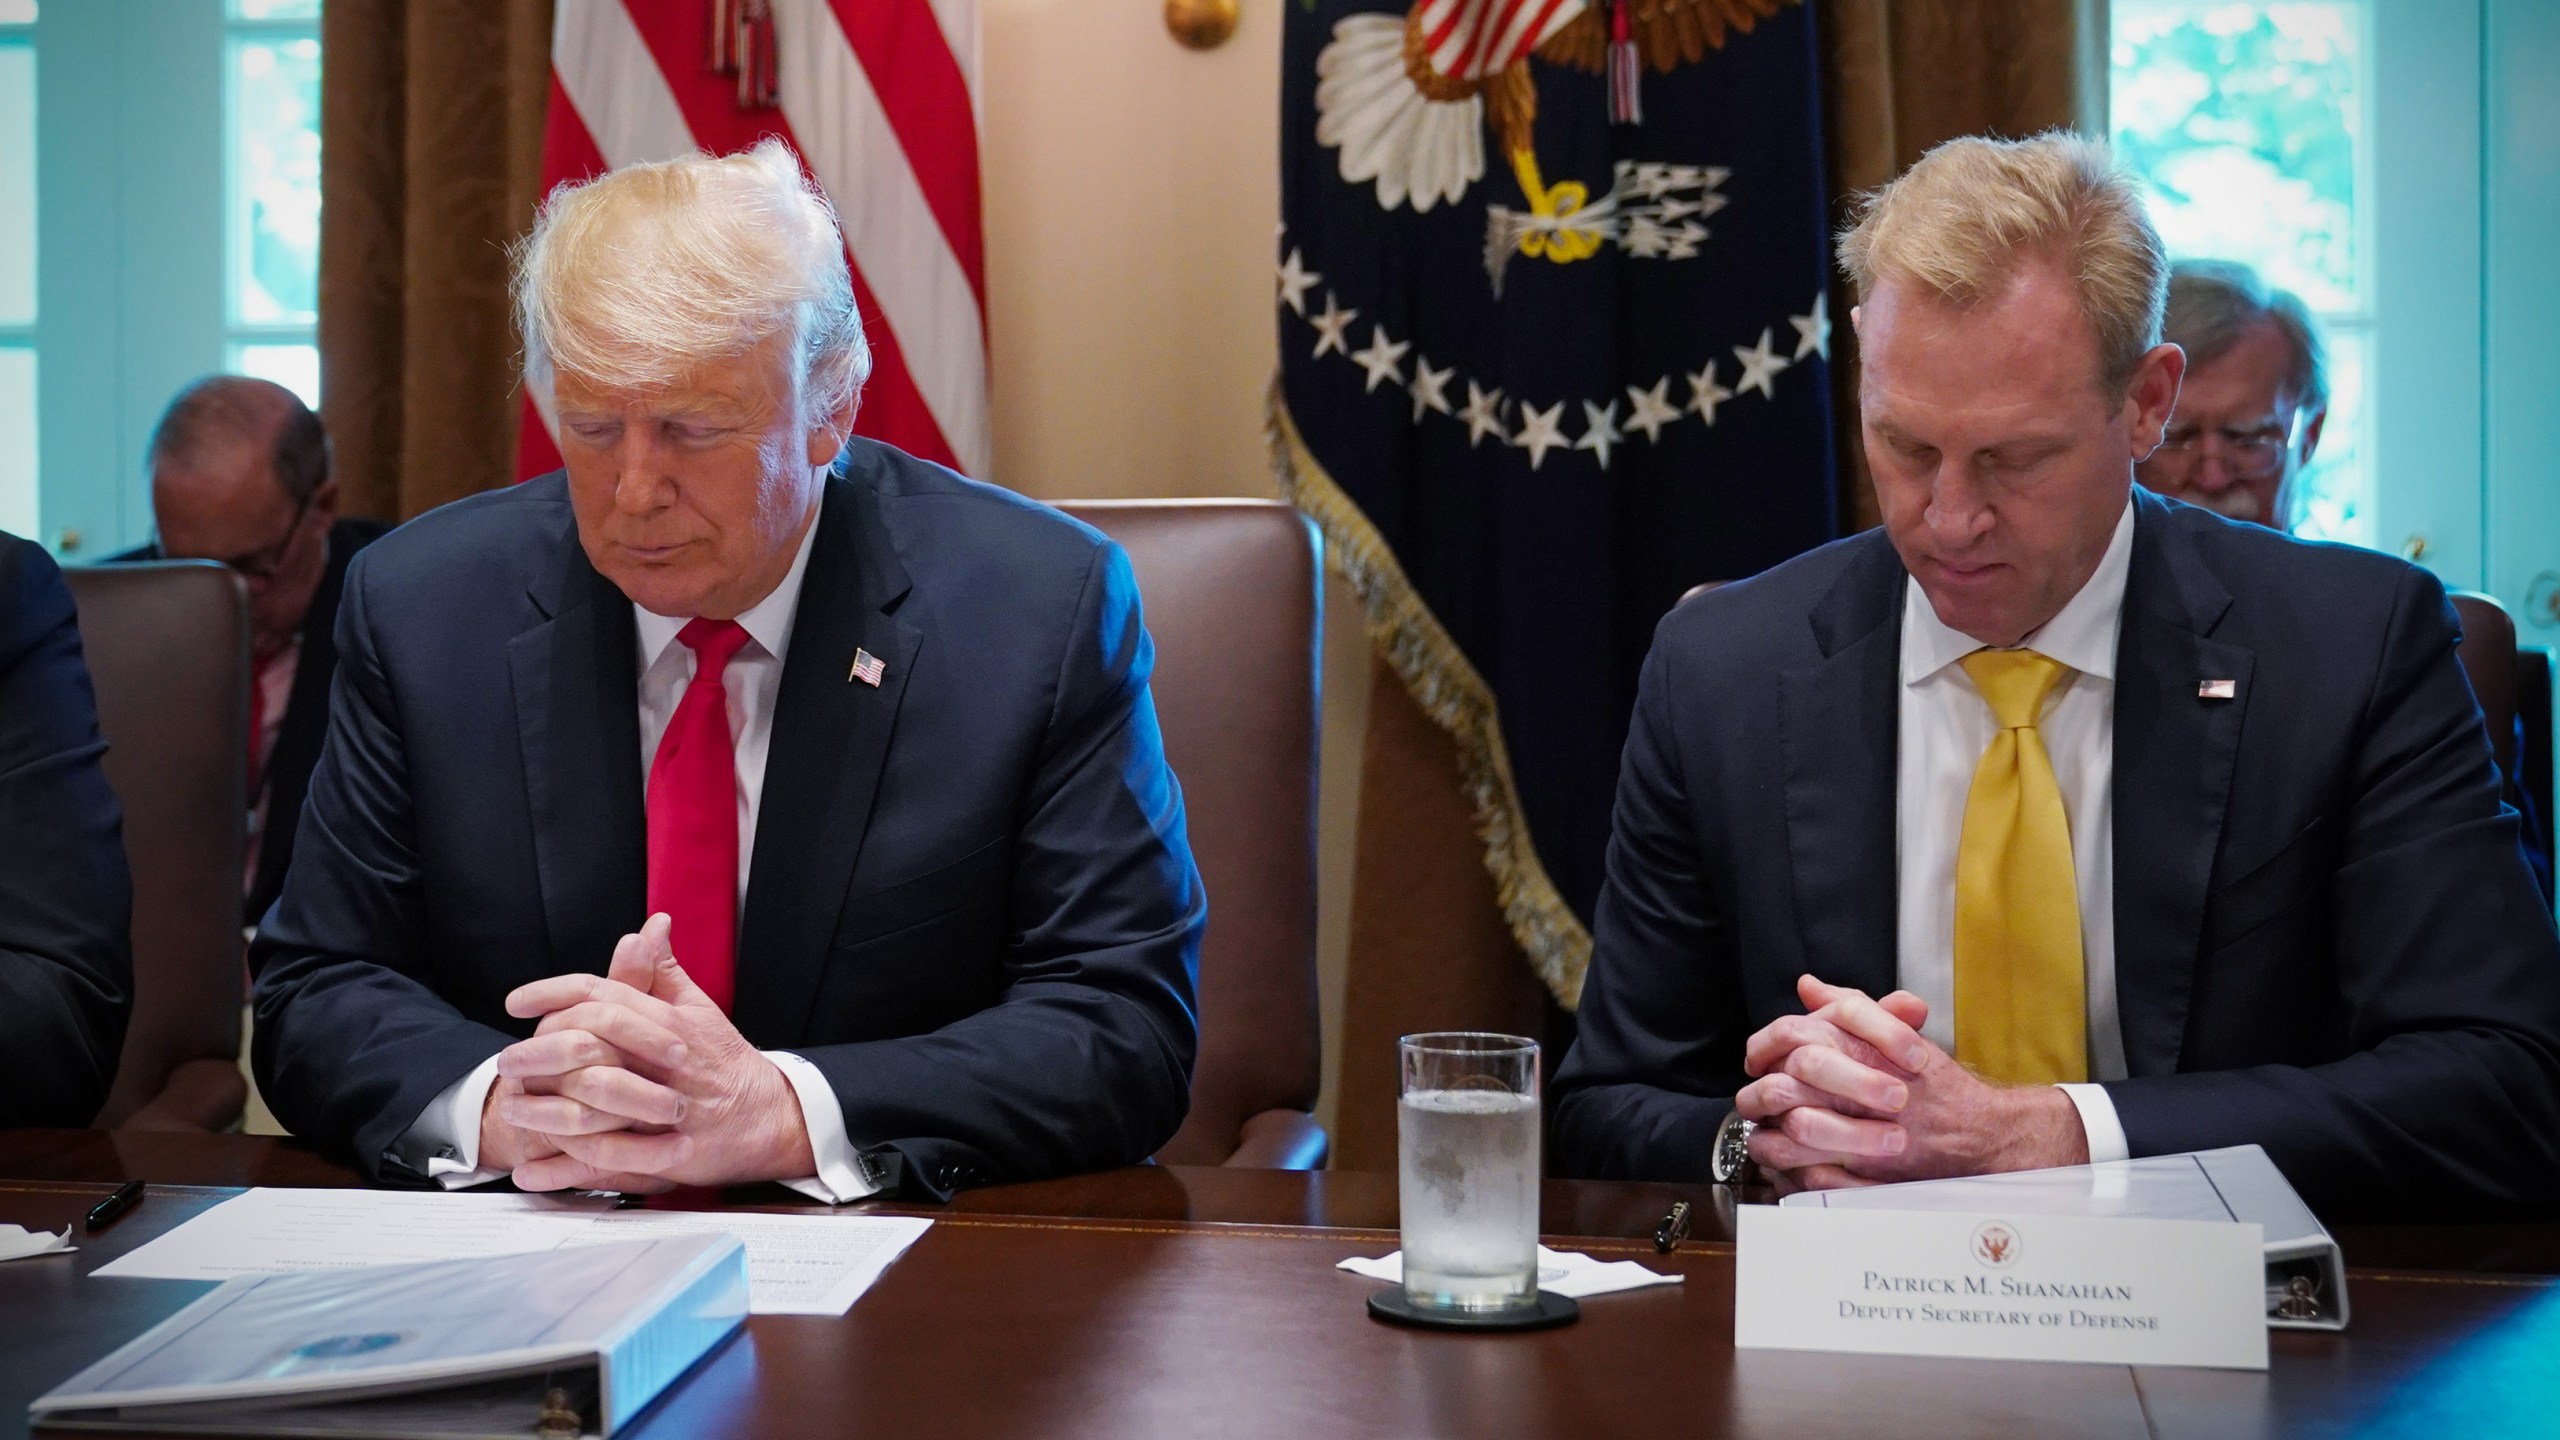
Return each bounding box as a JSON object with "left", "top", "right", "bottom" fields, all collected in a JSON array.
[
  {"left": 114, "top": 376, "right": 388, "bottom": 925},
  {"left": 2135, "top": 260, "right": 2327, "bottom": 528},
  {"left": 2139, "top": 262, "right": 2549, "bottom": 896}
]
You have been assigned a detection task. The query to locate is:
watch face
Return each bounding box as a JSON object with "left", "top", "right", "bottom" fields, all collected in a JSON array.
[{"left": 1713, "top": 1117, "right": 1750, "bottom": 1183}]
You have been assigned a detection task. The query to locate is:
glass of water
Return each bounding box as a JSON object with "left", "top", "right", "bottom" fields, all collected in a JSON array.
[{"left": 1398, "top": 1032, "right": 1542, "bottom": 1312}]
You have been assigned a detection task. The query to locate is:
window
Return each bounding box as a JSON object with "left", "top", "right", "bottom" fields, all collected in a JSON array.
[
  {"left": 18, "top": 1, "right": 322, "bottom": 556},
  {"left": 2112, "top": 2, "right": 2371, "bottom": 545},
  {"left": 0, "top": 0, "right": 34, "bottom": 540},
  {"left": 226, "top": 0, "right": 321, "bottom": 406}
]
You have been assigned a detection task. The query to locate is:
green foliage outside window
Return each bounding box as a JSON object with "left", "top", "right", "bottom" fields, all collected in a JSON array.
[{"left": 2112, "top": 2, "right": 2369, "bottom": 543}]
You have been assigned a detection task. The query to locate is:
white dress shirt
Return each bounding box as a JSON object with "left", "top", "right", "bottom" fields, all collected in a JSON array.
[
  {"left": 1894, "top": 497, "right": 2134, "bottom": 1164},
  {"left": 400, "top": 513, "right": 877, "bottom": 1201}
]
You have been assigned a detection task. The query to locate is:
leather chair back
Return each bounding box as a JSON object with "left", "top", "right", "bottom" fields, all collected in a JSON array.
[
  {"left": 2450, "top": 592, "right": 2559, "bottom": 885},
  {"left": 2452, "top": 593, "right": 2522, "bottom": 782},
  {"left": 1059, "top": 501, "right": 1327, "bottom": 1168},
  {"left": 2522, "top": 646, "right": 2556, "bottom": 869},
  {"left": 64, "top": 561, "right": 251, "bottom": 1130}
]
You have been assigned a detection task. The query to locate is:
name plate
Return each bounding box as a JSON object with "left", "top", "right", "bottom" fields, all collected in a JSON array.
[{"left": 1735, "top": 1205, "right": 2268, "bottom": 1370}]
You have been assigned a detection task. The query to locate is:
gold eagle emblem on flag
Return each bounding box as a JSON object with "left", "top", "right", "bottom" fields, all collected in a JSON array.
[{"left": 1314, "top": 0, "right": 1796, "bottom": 267}]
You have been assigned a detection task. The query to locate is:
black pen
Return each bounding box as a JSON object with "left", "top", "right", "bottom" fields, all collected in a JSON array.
[
  {"left": 1654, "top": 1199, "right": 1691, "bottom": 1253},
  {"left": 85, "top": 1181, "right": 144, "bottom": 1234}
]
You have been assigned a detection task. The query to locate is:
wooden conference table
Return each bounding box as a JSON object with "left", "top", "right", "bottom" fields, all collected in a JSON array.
[{"left": 0, "top": 1130, "right": 2556, "bottom": 1439}]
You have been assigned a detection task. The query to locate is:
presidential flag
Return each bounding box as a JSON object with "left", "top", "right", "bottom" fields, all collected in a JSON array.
[
  {"left": 1273, "top": 0, "right": 1838, "bottom": 1004},
  {"left": 520, "top": 0, "right": 989, "bottom": 480}
]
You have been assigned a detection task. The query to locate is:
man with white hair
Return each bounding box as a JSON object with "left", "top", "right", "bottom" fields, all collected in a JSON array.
[
  {"left": 2135, "top": 259, "right": 2328, "bottom": 527},
  {"left": 251, "top": 141, "right": 1204, "bottom": 1199},
  {"left": 1550, "top": 133, "right": 2560, "bottom": 1219}
]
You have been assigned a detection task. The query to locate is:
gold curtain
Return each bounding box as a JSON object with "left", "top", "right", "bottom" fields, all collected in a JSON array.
[
  {"left": 318, "top": 1, "right": 554, "bottom": 523},
  {"left": 1329, "top": 0, "right": 2109, "bottom": 1171}
]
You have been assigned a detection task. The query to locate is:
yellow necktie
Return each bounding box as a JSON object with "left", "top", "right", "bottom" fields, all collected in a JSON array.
[{"left": 1952, "top": 648, "right": 2088, "bottom": 1086}]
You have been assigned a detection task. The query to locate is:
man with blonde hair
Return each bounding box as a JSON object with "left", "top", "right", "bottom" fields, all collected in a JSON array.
[
  {"left": 252, "top": 141, "right": 1205, "bottom": 1198},
  {"left": 1552, "top": 132, "right": 2560, "bottom": 1218}
]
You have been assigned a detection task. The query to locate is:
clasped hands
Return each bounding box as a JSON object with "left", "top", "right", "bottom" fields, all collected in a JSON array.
[
  {"left": 1737, "top": 975, "right": 2089, "bottom": 1194},
  {"left": 476, "top": 913, "right": 816, "bottom": 1193}
]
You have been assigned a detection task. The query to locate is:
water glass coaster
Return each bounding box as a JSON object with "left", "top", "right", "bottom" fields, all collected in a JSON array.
[{"left": 1365, "top": 1287, "right": 1580, "bottom": 1331}]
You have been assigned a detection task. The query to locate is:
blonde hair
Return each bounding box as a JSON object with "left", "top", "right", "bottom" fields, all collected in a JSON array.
[
  {"left": 514, "top": 139, "right": 869, "bottom": 422},
  {"left": 1838, "top": 132, "right": 2166, "bottom": 396}
]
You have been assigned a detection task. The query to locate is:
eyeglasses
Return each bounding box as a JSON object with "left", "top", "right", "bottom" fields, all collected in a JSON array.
[
  {"left": 2150, "top": 415, "right": 2304, "bottom": 482},
  {"left": 157, "top": 491, "right": 316, "bottom": 584}
]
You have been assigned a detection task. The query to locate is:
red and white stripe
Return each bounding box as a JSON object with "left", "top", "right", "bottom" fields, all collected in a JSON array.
[
  {"left": 520, "top": 0, "right": 989, "bottom": 480},
  {"left": 1412, "top": 0, "right": 1587, "bottom": 82}
]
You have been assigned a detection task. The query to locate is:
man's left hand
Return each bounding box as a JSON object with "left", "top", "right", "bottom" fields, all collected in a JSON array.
[
  {"left": 1744, "top": 975, "right": 2089, "bottom": 1193},
  {"left": 493, "top": 913, "right": 818, "bottom": 1193}
]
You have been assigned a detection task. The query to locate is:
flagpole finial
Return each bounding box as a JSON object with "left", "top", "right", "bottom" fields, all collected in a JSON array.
[{"left": 1166, "top": 0, "right": 1240, "bottom": 51}]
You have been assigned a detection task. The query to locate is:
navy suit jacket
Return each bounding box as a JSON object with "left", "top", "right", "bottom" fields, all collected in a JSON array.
[
  {"left": 250, "top": 442, "right": 1205, "bottom": 1195},
  {"left": 0, "top": 534, "right": 133, "bottom": 1125},
  {"left": 1550, "top": 488, "right": 2560, "bottom": 1220}
]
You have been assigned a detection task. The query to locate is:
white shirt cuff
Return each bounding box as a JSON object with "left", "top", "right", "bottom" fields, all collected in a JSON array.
[
  {"left": 766, "top": 1050, "right": 881, "bottom": 1204},
  {"left": 405, "top": 1055, "right": 507, "bottom": 1189},
  {"left": 2055, "top": 1082, "right": 2130, "bottom": 1165}
]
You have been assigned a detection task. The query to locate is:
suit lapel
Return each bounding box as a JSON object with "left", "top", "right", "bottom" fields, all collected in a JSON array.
[
  {"left": 508, "top": 543, "right": 646, "bottom": 976},
  {"left": 731, "top": 465, "right": 922, "bottom": 1047},
  {"left": 2110, "top": 491, "right": 2250, "bottom": 1075},
  {"left": 1779, "top": 535, "right": 1906, "bottom": 1002}
]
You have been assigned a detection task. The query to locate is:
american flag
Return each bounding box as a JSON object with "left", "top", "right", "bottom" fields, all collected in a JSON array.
[
  {"left": 1410, "top": 0, "right": 1588, "bottom": 81},
  {"left": 849, "top": 648, "right": 887, "bottom": 687},
  {"left": 519, "top": 0, "right": 990, "bottom": 480}
]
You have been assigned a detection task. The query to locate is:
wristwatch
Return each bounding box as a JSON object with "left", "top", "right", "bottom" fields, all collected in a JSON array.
[{"left": 1711, "top": 1108, "right": 1758, "bottom": 1185}]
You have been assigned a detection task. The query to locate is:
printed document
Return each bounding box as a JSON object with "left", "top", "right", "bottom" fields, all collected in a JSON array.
[{"left": 91, "top": 1188, "right": 930, "bottom": 1316}]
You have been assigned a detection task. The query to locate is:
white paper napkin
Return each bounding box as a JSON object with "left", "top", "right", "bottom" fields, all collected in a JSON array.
[
  {"left": 1338, "top": 1245, "right": 1681, "bottom": 1299},
  {"left": 0, "top": 1224, "right": 74, "bottom": 1262}
]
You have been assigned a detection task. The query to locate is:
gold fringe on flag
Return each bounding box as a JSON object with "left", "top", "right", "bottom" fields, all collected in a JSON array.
[{"left": 1267, "top": 378, "right": 1593, "bottom": 1010}]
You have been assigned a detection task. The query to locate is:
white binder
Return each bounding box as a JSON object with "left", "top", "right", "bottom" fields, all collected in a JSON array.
[
  {"left": 1781, "top": 1144, "right": 2349, "bottom": 1330},
  {"left": 32, "top": 1233, "right": 749, "bottom": 1436}
]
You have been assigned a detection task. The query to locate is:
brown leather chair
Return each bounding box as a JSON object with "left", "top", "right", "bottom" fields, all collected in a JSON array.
[
  {"left": 63, "top": 561, "right": 252, "bottom": 1131},
  {"left": 2451, "top": 591, "right": 2557, "bottom": 871},
  {"left": 1058, "top": 500, "right": 1327, "bottom": 1169},
  {"left": 2453, "top": 593, "right": 2524, "bottom": 782}
]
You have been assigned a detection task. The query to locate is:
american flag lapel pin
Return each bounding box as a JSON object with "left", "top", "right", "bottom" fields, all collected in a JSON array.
[
  {"left": 2198, "top": 678, "right": 2237, "bottom": 701},
  {"left": 849, "top": 648, "right": 886, "bottom": 687}
]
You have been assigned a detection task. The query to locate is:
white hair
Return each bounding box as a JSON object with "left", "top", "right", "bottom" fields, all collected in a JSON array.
[
  {"left": 2164, "top": 259, "right": 2329, "bottom": 412},
  {"left": 514, "top": 138, "right": 870, "bottom": 422}
]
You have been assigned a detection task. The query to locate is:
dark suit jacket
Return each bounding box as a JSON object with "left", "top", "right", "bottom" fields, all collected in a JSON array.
[
  {"left": 0, "top": 534, "right": 133, "bottom": 1125},
  {"left": 250, "top": 443, "right": 1205, "bottom": 1196},
  {"left": 113, "top": 518, "right": 389, "bottom": 919},
  {"left": 1550, "top": 488, "right": 2560, "bottom": 1221}
]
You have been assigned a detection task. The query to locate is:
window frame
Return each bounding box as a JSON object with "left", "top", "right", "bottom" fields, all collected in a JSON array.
[
  {"left": 0, "top": 20, "right": 34, "bottom": 540},
  {"left": 28, "top": 0, "right": 323, "bottom": 560},
  {"left": 2109, "top": 0, "right": 2485, "bottom": 584},
  {"left": 221, "top": 3, "right": 320, "bottom": 388}
]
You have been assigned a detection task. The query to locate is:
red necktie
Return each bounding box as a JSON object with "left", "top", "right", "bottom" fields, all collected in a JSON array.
[{"left": 646, "top": 619, "right": 751, "bottom": 1013}]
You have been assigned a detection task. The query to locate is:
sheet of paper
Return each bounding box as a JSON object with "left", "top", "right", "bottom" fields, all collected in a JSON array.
[
  {"left": 1782, "top": 1152, "right": 2237, "bottom": 1221},
  {"left": 571, "top": 1208, "right": 930, "bottom": 1316},
  {"left": 91, "top": 1188, "right": 930, "bottom": 1317},
  {"left": 1781, "top": 1146, "right": 2334, "bottom": 1256},
  {"left": 1337, "top": 1245, "right": 1681, "bottom": 1299},
  {"left": 0, "top": 1223, "right": 73, "bottom": 1261}
]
